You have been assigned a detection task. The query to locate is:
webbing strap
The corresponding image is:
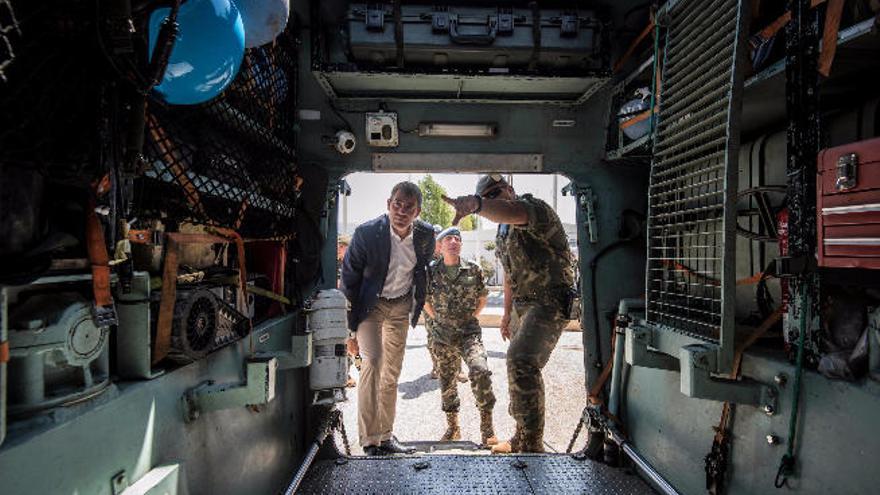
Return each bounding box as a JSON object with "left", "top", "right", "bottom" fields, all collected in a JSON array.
[{"left": 152, "top": 231, "right": 250, "bottom": 364}]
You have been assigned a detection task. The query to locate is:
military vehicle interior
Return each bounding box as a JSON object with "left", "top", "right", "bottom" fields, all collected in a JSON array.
[{"left": 1, "top": 0, "right": 879, "bottom": 493}]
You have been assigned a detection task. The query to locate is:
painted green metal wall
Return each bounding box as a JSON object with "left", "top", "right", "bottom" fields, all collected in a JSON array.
[{"left": 0, "top": 335, "right": 308, "bottom": 494}]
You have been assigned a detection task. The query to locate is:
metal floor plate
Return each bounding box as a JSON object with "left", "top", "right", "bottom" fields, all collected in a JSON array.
[{"left": 297, "top": 454, "right": 656, "bottom": 494}]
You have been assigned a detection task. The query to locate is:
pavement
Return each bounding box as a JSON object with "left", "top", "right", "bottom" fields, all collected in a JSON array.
[{"left": 335, "top": 324, "right": 588, "bottom": 455}]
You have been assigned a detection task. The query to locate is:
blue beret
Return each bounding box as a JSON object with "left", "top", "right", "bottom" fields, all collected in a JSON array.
[{"left": 437, "top": 227, "right": 461, "bottom": 241}]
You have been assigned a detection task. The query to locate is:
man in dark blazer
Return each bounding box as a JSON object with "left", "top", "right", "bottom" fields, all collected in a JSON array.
[{"left": 341, "top": 181, "right": 435, "bottom": 455}]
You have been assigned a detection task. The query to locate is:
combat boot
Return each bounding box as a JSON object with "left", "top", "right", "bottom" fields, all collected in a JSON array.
[
  {"left": 441, "top": 412, "right": 461, "bottom": 441},
  {"left": 480, "top": 410, "right": 498, "bottom": 447},
  {"left": 519, "top": 432, "right": 545, "bottom": 453}
]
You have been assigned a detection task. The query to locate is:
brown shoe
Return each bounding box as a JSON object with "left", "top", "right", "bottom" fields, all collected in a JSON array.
[
  {"left": 491, "top": 440, "right": 513, "bottom": 454},
  {"left": 441, "top": 412, "right": 461, "bottom": 441}
]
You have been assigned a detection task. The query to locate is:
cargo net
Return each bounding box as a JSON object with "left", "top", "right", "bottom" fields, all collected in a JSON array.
[{"left": 138, "top": 32, "right": 299, "bottom": 239}]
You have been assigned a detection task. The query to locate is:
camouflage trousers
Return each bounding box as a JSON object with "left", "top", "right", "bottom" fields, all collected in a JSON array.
[
  {"left": 507, "top": 302, "right": 566, "bottom": 451},
  {"left": 432, "top": 334, "right": 496, "bottom": 414}
]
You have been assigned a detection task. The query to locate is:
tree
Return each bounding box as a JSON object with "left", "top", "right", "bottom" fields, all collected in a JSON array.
[
  {"left": 417, "top": 174, "right": 453, "bottom": 228},
  {"left": 459, "top": 214, "right": 477, "bottom": 231},
  {"left": 483, "top": 241, "right": 496, "bottom": 252}
]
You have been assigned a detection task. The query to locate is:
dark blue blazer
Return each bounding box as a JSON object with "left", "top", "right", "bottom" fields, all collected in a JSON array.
[{"left": 341, "top": 215, "right": 436, "bottom": 331}]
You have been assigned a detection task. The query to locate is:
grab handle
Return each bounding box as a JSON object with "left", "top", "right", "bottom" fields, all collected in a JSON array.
[{"left": 449, "top": 17, "right": 498, "bottom": 45}]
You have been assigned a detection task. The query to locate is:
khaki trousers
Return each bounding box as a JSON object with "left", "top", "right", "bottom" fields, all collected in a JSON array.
[{"left": 356, "top": 297, "right": 410, "bottom": 447}]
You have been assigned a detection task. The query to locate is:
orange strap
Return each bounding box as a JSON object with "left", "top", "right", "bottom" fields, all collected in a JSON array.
[
  {"left": 152, "top": 230, "right": 251, "bottom": 364},
  {"left": 619, "top": 109, "right": 654, "bottom": 129},
  {"left": 613, "top": 18, "right": 655, "bottom": 73},
  {"left": 588, "top": 326, "right": 618, "bottom": 406},
  {"left": 736, "top": 272, "right": 765, "bottom": 286},
  {"left": 86, "top": 197, "right": 113, "bottom": 309},
  {"left": 713, "top": 307, "right": 783, "bottom": 444},
  {"left": 818, "top": 0, "right": 845, "bottom": 77},
  {"left": 0, "top": 341, "right": 9, "bottom": 364},
  {"left": 147, "top": 114, "right": 206, "bottom": 218}
]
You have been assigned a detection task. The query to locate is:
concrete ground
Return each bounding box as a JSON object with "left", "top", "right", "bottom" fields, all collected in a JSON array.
[{"left": 334, "top": 324, "right": 587, "bottom": 455}]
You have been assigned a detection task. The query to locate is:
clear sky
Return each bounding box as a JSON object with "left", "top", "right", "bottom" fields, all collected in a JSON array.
[{"left": 338, "top": 172, "right": 577, "bottom": 233}]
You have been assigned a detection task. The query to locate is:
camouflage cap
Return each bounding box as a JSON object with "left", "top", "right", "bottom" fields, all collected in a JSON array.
[
  {"left": 437, "top": 226, "right": 462, "bottom": 242},
  {"left": 475, "top": 173, "right": 507, "bottom": 195}
]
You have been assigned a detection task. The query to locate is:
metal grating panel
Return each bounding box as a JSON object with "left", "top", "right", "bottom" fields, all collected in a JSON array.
[
  {"left": 646, "top": 0, "right": 745, "bottom": 360},
  {"left": 297, "top": 454, "right": 655, "bottom": 494}
]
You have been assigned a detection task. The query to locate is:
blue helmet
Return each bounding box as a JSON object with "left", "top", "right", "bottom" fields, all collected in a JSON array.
[{"left": 149, "top": 0, "right": 245, "bottom": 105}]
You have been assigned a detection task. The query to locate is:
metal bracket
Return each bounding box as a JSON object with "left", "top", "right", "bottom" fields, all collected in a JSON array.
[
  {"left": 625, "top": 326, "right": 680, "bottom": 371},
  {"left": 182, "top": 357, "right": 277, "bottom": 422},
  {"left": 252, "top": 313, "right": 312, "bottom": 370},
  {"left": 562, "top": 182, "right": 599, "bottom": 244},
  {"left": 680, "top": 344, "right": 778, "bottom": 412}
]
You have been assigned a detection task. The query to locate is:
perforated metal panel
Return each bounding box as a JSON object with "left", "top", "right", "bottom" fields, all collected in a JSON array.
[
  {"left": 646, "top": 0, "right": 746, "bottom": 366},
  {"left": 297, "top": 454, "right": 655, "bottom": 494}
]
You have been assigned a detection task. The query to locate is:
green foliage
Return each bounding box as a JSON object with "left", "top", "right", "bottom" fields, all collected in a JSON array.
[
  {"left": 483, "top": 241, "right": 496, "bottom": 251},
  {"left": 417, "top": 174, "right": 454, "bottom": 228},
  {"left": 459, "top": 214, "right": 477, "bottom": 231},
  {"left": 478, "top": 256, "right": 496, "bottom": 283}
]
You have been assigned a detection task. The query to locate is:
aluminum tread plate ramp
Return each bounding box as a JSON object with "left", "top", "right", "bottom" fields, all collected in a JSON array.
[
  {"left": 646, "top": 0, "right": 746, "bottom": 372},
  {"left": 297, "top": 454, "right": 655, "bottom": 494}
]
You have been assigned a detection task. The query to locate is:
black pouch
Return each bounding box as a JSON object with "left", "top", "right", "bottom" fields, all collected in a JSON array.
[{"left": 563, "top": 287, "right": 582, "bottom": 321}]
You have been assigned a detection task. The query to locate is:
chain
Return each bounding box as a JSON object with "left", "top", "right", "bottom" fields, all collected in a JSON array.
[
  {"left": 566, "top": 407, "right": 587, "bottom": 454},
  {"left": 0, "top": 0, "right": 22, "bottom": 83},
  {"left": 336, "top": 411, "right": 351, "bottom": 456}
]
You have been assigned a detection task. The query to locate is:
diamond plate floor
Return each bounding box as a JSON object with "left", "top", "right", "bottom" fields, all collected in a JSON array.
[{"left": 297, "top": 454, "right": 656, "bottom": 494}]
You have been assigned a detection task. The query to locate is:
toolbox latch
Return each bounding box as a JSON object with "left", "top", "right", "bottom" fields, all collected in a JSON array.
[
  {"left": 431, "top": 7, "right": 450, "bottom": 33},
  {"left": 560, "top": 12, "right": 580, "bottom": 37},
  {"left": 836, "top": 152, "right": 858, "bottom": 191},
  {"left": 365, "top": 4, "right": 385, "bottom": 32},
  {"left": 497, "top": 8, "right": 514, "bottom": 35}
]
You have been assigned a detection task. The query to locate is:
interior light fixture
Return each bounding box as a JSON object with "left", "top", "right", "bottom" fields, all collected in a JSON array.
[{"left": 417, "top": 123, "right": 497, "bottom": 138}]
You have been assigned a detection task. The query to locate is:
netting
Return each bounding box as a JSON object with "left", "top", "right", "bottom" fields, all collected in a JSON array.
[{"left": 137, "top": 29, "right": 299, "bottom": 239}]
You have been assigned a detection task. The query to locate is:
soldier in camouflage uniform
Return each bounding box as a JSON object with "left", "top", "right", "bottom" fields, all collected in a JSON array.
[
  {"left": 443, "top": 174, "right": 574, "bottom": 453},
  {"left": 424, "top": 227, "right": 497, "bottom": 447}
]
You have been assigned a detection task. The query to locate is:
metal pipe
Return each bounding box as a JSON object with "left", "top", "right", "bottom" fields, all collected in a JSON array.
[
  {"left": 609, "top": 299, "right": 645, "bottom": 417},
  {"left": 607, "top": 426, "right": 681, "bottom": 495},
  {"left": 285, "top": 442, "right": 321, "bottom": 495},
  {"left": 284, "top": 410, "right": 340, "bottom": 495}
]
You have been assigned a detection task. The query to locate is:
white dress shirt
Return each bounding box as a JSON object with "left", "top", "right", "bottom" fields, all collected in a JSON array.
[{"left": 381, "top": 219, "right": 417, "bottom": 299}]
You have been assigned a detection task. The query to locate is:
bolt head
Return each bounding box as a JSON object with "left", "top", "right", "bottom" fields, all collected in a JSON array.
[
  {"left": 766, "top": 434, "right": 779, "bottom": 445},
  {"left": 774, "top": 373, "right": 788, "bottom": 387},
  {"left": 763, "top": 404, "right": 775, "bottom": 415}
]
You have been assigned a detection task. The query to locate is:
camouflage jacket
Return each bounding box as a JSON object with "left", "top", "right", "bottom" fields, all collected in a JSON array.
[
  {"left": 495, "top": 194, "right": 574, "bottom": 307},
  {"left": 426, "top": 258, "right": 488, "bottom": 344}
]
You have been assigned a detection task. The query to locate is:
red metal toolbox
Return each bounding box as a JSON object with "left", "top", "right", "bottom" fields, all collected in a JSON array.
[{"left": 817, "top": 136, "right": 880, "bottom": 269}]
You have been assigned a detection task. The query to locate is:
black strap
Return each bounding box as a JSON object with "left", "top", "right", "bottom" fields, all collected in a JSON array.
[
  {"left": 393, "top": 0, "right": 404, "bottom": 67},
  {"left": 528, "top": 1, "right": 541, "bottom": 71}
]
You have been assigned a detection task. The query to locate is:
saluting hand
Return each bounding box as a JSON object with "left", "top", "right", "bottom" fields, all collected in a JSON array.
[{"left": 442, "top": 195, "right": 479, "bottom": 226}]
